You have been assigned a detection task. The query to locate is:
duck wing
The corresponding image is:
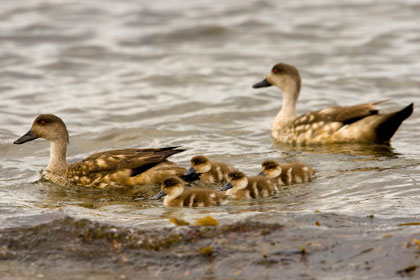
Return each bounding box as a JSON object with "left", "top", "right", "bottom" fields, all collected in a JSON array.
[
  {"left": 294, "top": 102, "right": 413, "bottom": 143},
  {"left": 295, "top": 102, "right": 382, "bottom": 126},
  {"left": 319, "top": 102, "right": 382, "bottom": 124},
  {"left": 68, "top": 147, "right": 184, "bottom": 178}
]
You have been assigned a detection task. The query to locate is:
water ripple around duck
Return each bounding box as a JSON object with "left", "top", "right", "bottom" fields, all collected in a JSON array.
[{"left": 1, "top": 2, "right": 420, "bottom": 272}]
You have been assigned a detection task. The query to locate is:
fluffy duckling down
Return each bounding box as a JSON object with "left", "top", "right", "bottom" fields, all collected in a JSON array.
[
  {"left": 152, "top": 177, "right": 226, "bottom": 207},
  {"left": 221, "top": 170, "right": 276, "bottom": 199},
  {"left": 260, "top": 159, "right": 315, "bottom": 186},
  {"left": 184, "top": 155, "right": 236, "bottom": 183}
]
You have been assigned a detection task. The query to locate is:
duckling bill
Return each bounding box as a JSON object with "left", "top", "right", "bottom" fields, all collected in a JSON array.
[
  {"left": 221, "top": 170, "right": 276, "bottom": 199},
  {"left": 153, "top": 177, "right": 226, "bottom": 207},
  {"left": 253, "top": 63, "right": 413, "bottom": 144},
  {"left": 183, "top": 155, "right": 236, "bottom": 183},
  {"left": 14, "top": 114, "right": 186, "bottom": 188}
]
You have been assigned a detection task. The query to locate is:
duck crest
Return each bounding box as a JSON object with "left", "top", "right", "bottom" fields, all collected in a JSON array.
[
  {"left": 253, "top": 63, "right": 413, "bottom": 144},
  {"left": 14, "top": 114, "right": 186, "bottom": 188}
]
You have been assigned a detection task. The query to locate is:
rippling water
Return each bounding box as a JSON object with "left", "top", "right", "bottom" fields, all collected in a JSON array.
[{"left": 1, "top": 0, "right": 420, "bottom": 237}]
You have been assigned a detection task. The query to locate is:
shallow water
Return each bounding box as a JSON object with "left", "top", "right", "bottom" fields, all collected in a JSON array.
[{"left": 1, "top": 0, "right": 420, "bottom": 277}]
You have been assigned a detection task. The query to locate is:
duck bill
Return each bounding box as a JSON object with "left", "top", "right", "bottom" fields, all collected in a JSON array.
[
  {"left": 179, "top": 173, "right": 200, "bottom": 182},
  {"left": 14, "top": 130, "right": 38, "bottom": 144},
  {"left": 258, "top": 171, "right": 265, "bottom": 176},
  {"left": 185, "top": 167, "right": 196, "bottom": 176},
  {"left": 150, "top": 190, "right": 167, "bottom": 200},
  {"left": 252, "top": 78, "right": 272, "bottom": 88},
  {"left": 221, "top": 182, "right": 233, "bottom": 191}
]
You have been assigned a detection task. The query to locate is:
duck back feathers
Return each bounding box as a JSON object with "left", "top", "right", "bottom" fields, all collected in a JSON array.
[
  {"left": 67, "top": 147, "right": 185, "bottom": 188},
  {"left": 254, "top": 63, "right": 413, "bottom": 144}
]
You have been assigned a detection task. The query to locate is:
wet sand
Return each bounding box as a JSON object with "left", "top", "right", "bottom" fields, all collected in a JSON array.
[{"left": 2, "top": 212, "right": 420, "bottom": 279}]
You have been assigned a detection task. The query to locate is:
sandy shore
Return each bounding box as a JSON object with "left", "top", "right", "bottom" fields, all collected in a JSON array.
[{"left": 1, "top": 212, "right": 420, "bottom": 279}]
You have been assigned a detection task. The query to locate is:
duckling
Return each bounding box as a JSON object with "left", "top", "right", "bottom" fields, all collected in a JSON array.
[
  {"left": 260, "top": 159, "right": 315, "bottom": 186},
  {"left": 13, "top": 114, "right": 186, "bottom": 188},
  {"left": 253, "top": 63, "right": 413, "bottom": 144},
  {"left": 152, "top": 176, "right": 226, "bottom": 207},
  {"left": 184, "top": 155, "right": 235, "bottom": 183},
  {"left": 221, "top": 170, "right": 276, "bottom": 199}
]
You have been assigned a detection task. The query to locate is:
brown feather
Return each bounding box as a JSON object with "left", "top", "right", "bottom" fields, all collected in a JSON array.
[{"left": 67, "top": 147, "right": 185, "bottom": 187}]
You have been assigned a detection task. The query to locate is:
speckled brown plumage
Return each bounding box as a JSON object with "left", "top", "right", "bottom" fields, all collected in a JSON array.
[
  {"left": 14, "top": 114, "right": 185, "bottom": 188},
  {"left": 253, "top": 63, "right": 413, "bottom": 144}
]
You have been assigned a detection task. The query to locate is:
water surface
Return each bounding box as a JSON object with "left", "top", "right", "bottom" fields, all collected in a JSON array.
[{"left": 1, "top": 0, "right": 420, "bottom": 278}]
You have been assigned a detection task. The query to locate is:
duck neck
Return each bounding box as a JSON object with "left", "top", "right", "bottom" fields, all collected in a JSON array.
[
  {"left": 273, "top": 87, "right": 298, "bottom": 127},
  {"left": 46, "top": 140, "right": 68, "bottom": 174}
]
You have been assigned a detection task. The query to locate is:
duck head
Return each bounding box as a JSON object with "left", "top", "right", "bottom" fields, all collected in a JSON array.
[
  {"left": 260, "top": 159, "right": 282, "bottom": 178},
  {"left": 253, "top": 63, "right": 301, "bottom": 97},
  {"left": 221, "top": 170, "right": 248, "bottom": 191},
  {"left": 185, "top": 155, "right": 212, "bottom": 176},
  {"left": 14, "top": 114, "right": 69, "bottom": 145},
  {"left": 151, "top": 176, "right": 185, "bottom": 200}
]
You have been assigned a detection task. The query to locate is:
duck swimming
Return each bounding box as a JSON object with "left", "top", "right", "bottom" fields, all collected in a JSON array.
[
  {"left": 260, "top": 159, "right": 314, "bottom": 186},
  {"left": 184, "top": 155, "right": 236, "bottom": 183},
  {"left": 13, "top": 114, "right": 185, "bottom": 188},
  {"left": 221, "top": 170, "right": 276, "bottom": 199},
  {"left": 152, "top": 176, "right": 226, "bottom": 207},
  {"left": 253, "top": 63, "right": 413, "bottom": 144}
]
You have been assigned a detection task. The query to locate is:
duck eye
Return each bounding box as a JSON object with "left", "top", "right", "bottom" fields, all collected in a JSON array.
[
  {"left": 39, "top": 120, "right": 46, "bottom": 125},
  {"left": 272, "top": 68, "right": 279, "bottom": 73}
]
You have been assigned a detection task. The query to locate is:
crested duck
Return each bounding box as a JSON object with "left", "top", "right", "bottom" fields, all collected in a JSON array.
[
  {"left": 221, "top": 170, "right": 276, "bottom": 199},
  {"left": 152, "top": 176, "right": 226, "bottom": 207},
  {"left": 260, "top": 159, "right": 314, "bottom": 186},
  {"left": 184, "top": 155, "right": 236, "bottom": 183},
  {"left": 13, "top": 114, "right": 185, "bottom": 188},
  {"left": 253, "top": 63, "right": 413, "bottom": 144}
]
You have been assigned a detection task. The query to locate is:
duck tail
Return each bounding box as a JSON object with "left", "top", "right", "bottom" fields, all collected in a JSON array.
[
  {"left": 161, "top": 146, "right": 184, "bottom": 151},
  {"left": 162, "top": 147, "right": 185, "bottom": 159},
  {"left": 375, "top": 103, "right": 413, "bottom": 142}
]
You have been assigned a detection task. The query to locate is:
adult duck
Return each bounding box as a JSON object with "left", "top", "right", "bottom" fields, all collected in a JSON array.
[
  {"left": 253, "top": 63, "right": 413, "bottom": 144},
  {"left": 13, "top": 114, "right": 185, "bottom": 188}
]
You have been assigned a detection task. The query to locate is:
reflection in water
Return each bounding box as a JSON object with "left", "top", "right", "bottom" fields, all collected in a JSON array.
[
  {"left": 273, "top": 141, "right": 397, "bottom": 158},
  {"left": 1, "top": 0, "right": 420, "bottom": 233}
]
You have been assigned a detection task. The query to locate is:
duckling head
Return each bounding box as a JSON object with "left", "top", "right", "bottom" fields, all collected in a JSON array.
[
  {"left": 152, "top": 176, "right": 185, "bottom": 200},
  {"left": 221, "top": 170, "right": 248, "bottom": 191},
  {"left": 185, "top": 155, "right": 212, "bottom": 176},
  {"left": 253, "top": 63, "right": 301, "bottom": 96},
  {"left": 260, "top": 159, "right": 282, "bottom": 178},
  {"left": 14, "top": 114, "right": 69, "bottom": 145}
]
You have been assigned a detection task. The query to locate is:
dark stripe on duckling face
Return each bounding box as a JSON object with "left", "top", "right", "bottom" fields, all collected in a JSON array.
[{"left": 14, "top": 130, "right": 38, "bottom": 144}]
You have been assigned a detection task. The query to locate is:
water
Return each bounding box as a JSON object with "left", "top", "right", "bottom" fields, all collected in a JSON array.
[{"left": 1, "top": 0, "right": 420, "bottom": 278}]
